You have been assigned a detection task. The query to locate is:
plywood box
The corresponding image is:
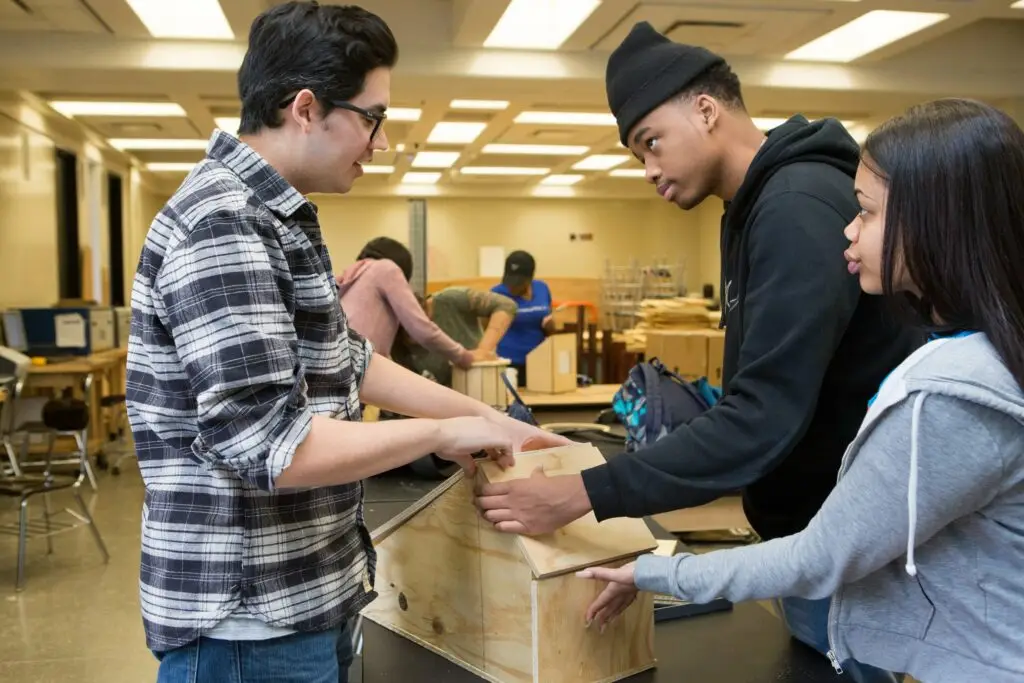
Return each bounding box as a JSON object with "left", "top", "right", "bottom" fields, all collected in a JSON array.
[
  {"left": 526, "top": 333, "right": 576, "bottom": 394},
  {"left": 362, "top": 444, "right": 658, "bottom": 683},
  {"left": 646, "top": 329, "right": 726, "bottom": 385},
  {"left": 452, "top": 359, "right": 511, "bottom": 410}
]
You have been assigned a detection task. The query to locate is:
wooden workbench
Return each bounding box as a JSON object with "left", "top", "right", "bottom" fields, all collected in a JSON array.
[{"left": 516, "top": 383, "right": 620, "bottom": 408}]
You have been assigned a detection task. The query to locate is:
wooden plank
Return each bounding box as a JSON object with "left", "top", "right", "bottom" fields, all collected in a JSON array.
[
  {"left": 478, "top": 515, "right": 535, "bottom": 683},
  {"left": 479, "top": 446, "right": 657, "bottom": 579},
  {"left": 532, "top": 559, "right": 656, "bottom": 683},
  {"left": 516, "top": 383, "right": 619, "bottom": 408},
  {"left": 361, "top": 476, "right": 487, "bottom": 671},
  {"left": 652, "top": 496, "right": 750, "bottom": 534}
]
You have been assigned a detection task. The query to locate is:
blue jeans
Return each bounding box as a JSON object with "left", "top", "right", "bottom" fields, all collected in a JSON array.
[
  {"left": 154, "top": 622, "right": 354, "bottom": 683},
  {"left": 779, "top": 597, "right": 903, "bottom": 683}
]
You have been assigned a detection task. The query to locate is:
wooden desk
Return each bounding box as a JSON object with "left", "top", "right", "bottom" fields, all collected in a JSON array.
[
  {"left": 24, "top": 348, "right": 128, "bottom": 454},
  {"left": 517, "top": 383, "right": 619, "bottom": 409}
]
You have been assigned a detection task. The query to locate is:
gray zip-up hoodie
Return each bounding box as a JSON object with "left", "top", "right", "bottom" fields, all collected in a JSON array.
[{"left": 634, "top": 333, "right": 1024, "bottom": 682}]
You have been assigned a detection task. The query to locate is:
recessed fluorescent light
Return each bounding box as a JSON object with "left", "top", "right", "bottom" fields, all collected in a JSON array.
[
  {"left": 126, "top": 0, "right": 234, "bottom": 40},
  {"left": 610, "top": 169, "right": 646, "bottom": 178},
  {"left": 387, "top": 108, "right": 421, "bottom": 122},
  {"left": 450, "top": 99, "right": 509, "bottom": 110},
  {"left": 484, "top": 0, "right": 601, "bottom": 50},
  {"left": 395, "top": 143, "right": 406, "bottom": 152},
  {"left": 146, "top": 162, "right": 196, "bottom": 172},
  {"left": 215, "top": 117, "right": 240, "bottom": 134},
  {"left": 401, "top": 172, "right": 442, "bottom": 184},
  {"left": 514, "top": 111, "right": 616, "bottom": 126},
  {"left": 459, "top": 167, "right": 550, "bottom": 176},
  {"left": 50, "top": 101, "right": 187, "bottom": 118},
  {"left": 412, "top": 151, "right": 461, "bottom": 168},
  {"left": 108, "top": 138, "right": 208, "bottom": 151},
  {"left": 483, "top": 143, "right": 590, "bottom": 156},
  {"left": 785, "top": 10, "right": 948, "bottom": 63},
  {"left": 1012, "top": 0, "right": 1024, "bottom": 7},
  {"left": 572, "top": 154, "right": 629, "bottom": 171},
  {"left": 362, "top": 165, "right": 394, "bottom": 174},
  {"left": 540, "top": 174, "right": 584, "bottom": 186},
  {"left": 427, "top": 122, "right": 488, "bottom": 144}
]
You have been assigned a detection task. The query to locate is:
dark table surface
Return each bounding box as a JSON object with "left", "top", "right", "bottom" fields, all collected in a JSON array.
[{"left": 356, "top": 464, "right": 841, "bottom": 683}]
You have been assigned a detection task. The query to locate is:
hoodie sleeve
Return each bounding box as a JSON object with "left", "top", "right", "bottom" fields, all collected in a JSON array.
[
  {"left": 632, "top": 393, "right": 1014, "bottom": 602},
  {"left": 582, "top": 191, "right": 859, "bottom": 519},
  {"left": 377, "top": 263, "right": 472, "bottom": 367}
]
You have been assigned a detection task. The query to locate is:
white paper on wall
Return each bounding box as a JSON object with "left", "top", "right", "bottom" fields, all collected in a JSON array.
[{"left": 479, "top": 246, "right": 506, "bottom": 278}]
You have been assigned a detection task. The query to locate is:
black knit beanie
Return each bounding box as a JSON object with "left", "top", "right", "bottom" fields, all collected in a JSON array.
[{"left": 606, "top": 22, "right": 726, "bottom": 146}]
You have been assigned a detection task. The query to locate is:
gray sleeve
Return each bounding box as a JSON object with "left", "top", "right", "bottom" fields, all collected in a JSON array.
[{"left": 634, "top": 393, "right": 1010, "bottom": 603}]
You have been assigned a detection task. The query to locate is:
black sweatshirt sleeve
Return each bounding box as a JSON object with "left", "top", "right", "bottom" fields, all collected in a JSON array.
[{"left": 582, "top": 192, "right": 860, "bottom": 520}]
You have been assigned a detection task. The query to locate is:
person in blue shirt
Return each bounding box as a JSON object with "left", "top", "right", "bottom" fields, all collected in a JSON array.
[{"left": 491, "top": 251, "right": 554, "bottom": 386}]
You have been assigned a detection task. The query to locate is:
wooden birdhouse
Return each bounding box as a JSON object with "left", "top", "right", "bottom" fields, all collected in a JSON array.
[{"left": 361, "top": 444, "right": 658, "bottom": 683}]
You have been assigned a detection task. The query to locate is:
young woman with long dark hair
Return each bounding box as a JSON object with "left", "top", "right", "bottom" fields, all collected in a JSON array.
[{"left": 577, "top": 99, "right": 1024, "bottom": 683}]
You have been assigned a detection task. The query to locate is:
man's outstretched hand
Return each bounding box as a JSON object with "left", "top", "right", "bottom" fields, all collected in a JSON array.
[{"left": 474, "top": 466, "right": 593, "bottom": 535}]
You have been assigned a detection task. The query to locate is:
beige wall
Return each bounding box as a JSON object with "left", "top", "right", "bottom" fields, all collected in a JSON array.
[
  {"left": 0, "top": 96, "right": 167, "bottom": 310},
  {"left": 317, "top": 196, "right": 723, "bottom": 297}
]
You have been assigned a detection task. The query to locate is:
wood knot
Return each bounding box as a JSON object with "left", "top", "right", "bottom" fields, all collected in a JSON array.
[
  {"left": 432, "top": 617, "right": 445, "bottom": 635},
  {"left": 398, "top": 593, "right": 408, "bottom": 611}
]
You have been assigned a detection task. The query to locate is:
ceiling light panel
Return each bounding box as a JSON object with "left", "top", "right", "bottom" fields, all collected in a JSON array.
[
  {"left": 401, "top": 172, "right": 442, "bottom": 184},
  {"left": 412, "top": 151, "right": 461, "bottom": 168},
  {"left": 387, "top": 108, "right": 422, "bottom": 122},
  {"left": 785, "top": 10, "right": 948, "bottom": 63},
  {"left": 427, "top": 122, "right": 488, "bottom": 144},
  {"left": 514, "top": 111, "right": 616, "bottom": 126},
  {"left": 484, "top": 0, "right": 601, "bottom": 50},
  {"left": 126, "top": 0, "right": 234, "bottom": 40},
  {"left": 610, "top": 169, "right": 646, "bottom": 178},
  {"left": 572, "top": 154, "right": 629, "bottom": 171},
  {"left": 1012, "top": 0, "right": 1024, "bottom": 7},
  {"left": 362, "top": 165, "right": 394, "bottom": 174},
  {"left": 540, "top": 174, "right": 585, "bottom": 186},
  {"left": 215, "top": 117, "right": 240, "bottom": 134},
  {"left": 460, "top": 167, "right": 550, "bottom": 176},
  {"left": 483, "top": 144, "right": 590, "bottom": 155},
  {"left": 109, "top": 139, "right": 208, "bottom": 150},
  {"left": 50, "top": 101, "right": 186, "bottom": 118},
  {"left": 752, "top": 117, "right": 856, "bottom": 130},
  {"left": 450, "top": 100, "right": 509, "bottom": 110}
]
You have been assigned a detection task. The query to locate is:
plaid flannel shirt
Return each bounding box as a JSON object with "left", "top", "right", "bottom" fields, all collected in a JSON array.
[{"left": 126, "top": 131, "right": 377, "bottom": 653}]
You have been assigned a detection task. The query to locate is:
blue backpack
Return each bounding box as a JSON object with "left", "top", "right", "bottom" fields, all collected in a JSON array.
[{"left": 613, "top": 358, "right": 722, "bottom": 452}]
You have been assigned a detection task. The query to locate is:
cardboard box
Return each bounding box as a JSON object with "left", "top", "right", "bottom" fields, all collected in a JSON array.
[{"left": 526, "top": 333, "right": 576, "bottom": 394}]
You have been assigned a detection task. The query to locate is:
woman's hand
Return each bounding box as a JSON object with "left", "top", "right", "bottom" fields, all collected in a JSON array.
[{"left": 576, "top": 562, "right": 639, "bottom": 632}]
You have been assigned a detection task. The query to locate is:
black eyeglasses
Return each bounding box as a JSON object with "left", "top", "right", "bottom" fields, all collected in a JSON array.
[{"left": 278, "top": 94, "right": 387, "bottom": 141}]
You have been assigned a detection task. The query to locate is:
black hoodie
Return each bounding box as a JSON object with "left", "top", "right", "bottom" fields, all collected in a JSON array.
[{"left": 581, "top": 116, "right": 920, "bottom": 540}]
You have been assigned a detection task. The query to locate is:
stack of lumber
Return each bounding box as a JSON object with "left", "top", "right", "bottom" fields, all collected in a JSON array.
[{"left": 637, "top": 297, "right": 714, "bottom": 329}]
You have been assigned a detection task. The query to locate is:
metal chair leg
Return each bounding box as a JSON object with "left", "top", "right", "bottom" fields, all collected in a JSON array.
[
  {"left": 74, "top": 431, "right": 98, "bottom": 492},
  {"left": 16, "top": 497, "right": 28, "bottom": 591},
  {"left": 3, "top": 437, "right": 21, "bottom": 477},
  {"left": 72, "top": 483, "right": 109, "bottom": 563},
  {"left": 42, "top": 492, "right": 53, "bottom": 555}
]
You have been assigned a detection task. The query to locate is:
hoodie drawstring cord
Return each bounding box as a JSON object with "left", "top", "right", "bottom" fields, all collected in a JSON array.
[{"left": 906, "top": 392, "right": 927, "bottom": 577}]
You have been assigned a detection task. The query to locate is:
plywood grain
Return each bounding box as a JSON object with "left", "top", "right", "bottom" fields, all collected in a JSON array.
[
  {"left": 362, "top": 476, "right": 487, "bottom": 671},
  {"left": 533, "top": 559, "right": 656, "bottom": 683},
  {"left": 479, "top": 446, "right": 657, "bottom": 579}
]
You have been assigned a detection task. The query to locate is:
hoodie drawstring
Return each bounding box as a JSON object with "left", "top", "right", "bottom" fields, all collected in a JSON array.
[{"left": 906, "top": 392, "right": 928, "bottom": 577}]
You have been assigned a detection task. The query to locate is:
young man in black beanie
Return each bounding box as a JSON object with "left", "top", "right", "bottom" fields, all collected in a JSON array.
[{"left": 476, "top": 21, "right": 917, "bottom": 680}]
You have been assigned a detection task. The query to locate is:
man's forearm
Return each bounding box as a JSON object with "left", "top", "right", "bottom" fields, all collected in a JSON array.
[
  {"left": 276, "top": 415, "right": 446, "bottom": 488},
  {"left": 477, "top": 311, "right": 513, "bottom": 353},
  {"left": 361, "top": 352, "right": 501, "bottom": 421}
]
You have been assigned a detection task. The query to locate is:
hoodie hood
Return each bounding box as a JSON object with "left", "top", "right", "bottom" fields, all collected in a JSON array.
[
  {"left": 728, "top": 115, "right": 860, "bottom": 234},
  {"left": 336, "top": 259, "right": 374, "bottom": 295}
]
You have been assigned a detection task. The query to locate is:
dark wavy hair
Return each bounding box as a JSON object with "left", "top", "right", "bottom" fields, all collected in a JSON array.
[
  {"left": 237, "top": 1, "right": 398, "bottom": 135},
  {"left": 862, "top": 98, "right": 1024, "bottom": 387},
  {"left": 357, "top": 237, "right": 413, "bottom": 281}
]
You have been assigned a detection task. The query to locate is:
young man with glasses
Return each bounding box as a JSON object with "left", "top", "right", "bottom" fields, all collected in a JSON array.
[{"left": 126, "top": 3, "right": 567, "bottom": 681}]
